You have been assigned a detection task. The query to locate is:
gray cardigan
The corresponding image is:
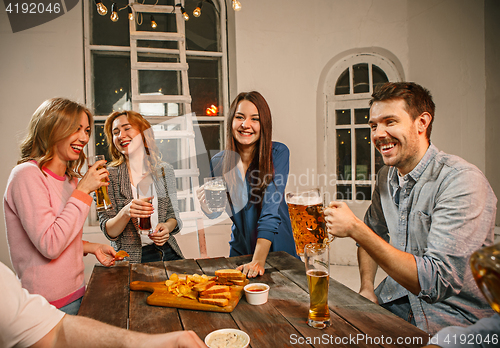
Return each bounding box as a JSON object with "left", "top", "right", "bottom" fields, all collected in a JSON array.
[{"left": 97, "top": 161, "right": 184, "bottom": 262}]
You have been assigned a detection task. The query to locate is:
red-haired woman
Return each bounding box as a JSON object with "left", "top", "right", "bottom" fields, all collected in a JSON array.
[
  {"left": 198, "top": 91, "right": 298, "bottom": 278},
  {"left": 99, "top": 111, "right": 183, "bottom": 263}
]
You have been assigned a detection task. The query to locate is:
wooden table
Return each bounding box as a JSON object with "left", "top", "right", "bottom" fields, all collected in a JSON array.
[{"left": 78, "top": 251, "right": 428, "bottom": 347}]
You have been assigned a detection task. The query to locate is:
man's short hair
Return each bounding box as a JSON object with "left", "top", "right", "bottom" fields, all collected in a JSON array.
[{"left": 370, "top": 82, "right": 435, "bottom": 140}]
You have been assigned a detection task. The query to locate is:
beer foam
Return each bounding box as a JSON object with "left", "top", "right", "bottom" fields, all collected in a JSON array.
[{"left": 286, "top": 195, "right": 322, "bottom": 206}]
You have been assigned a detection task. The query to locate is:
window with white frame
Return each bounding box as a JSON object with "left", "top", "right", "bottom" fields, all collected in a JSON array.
[
  {"left": 84, "top": 0, "right": 228, "bottom": 223},
  {"left": 327, "top": 54, "right": 401, "bottom": 202}
]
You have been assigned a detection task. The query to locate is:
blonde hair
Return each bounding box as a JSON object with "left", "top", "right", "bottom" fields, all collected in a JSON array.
[
  {"left": 104, "top": 111, "right": 162, "bottom": 175},
  {"left": 18, "top": 98, "right": 93, "bottom": 178}
]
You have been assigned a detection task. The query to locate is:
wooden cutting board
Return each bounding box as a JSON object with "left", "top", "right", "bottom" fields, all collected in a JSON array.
[{"left": 130, "top": 280, "right": 248, "bottom": 313}]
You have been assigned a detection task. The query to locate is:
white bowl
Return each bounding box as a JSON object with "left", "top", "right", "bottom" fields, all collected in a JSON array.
[
  {"left": 243, "top": 283, "right": 270, "bottom": 305},
  {"left": 205, "top": 328, "right": 250, "bottom": 348}
]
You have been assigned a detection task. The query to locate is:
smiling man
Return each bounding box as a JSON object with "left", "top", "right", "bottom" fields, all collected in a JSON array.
[{"left": 324, "top": 82, "right": 497, "bottom": 334}]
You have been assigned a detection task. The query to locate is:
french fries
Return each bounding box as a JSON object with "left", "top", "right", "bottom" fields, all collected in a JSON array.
[{"left": 163, "top": 269, "right": 246, "bottom": 307}]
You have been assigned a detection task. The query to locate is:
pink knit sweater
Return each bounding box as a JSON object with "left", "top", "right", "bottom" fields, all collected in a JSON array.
[{"left": 3, "top": 161, "right": 92, "bottom": 306}]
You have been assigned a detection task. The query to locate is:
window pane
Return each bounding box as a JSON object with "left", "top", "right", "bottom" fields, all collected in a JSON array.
[
  {"left": 353, "top": 63, "right": 369, "bottom": 94},
  {"left": 355, "top": 128, "right": 371, "bottom": 181},
  {"left": 135, "top": 12, "right": 177, "bottom": 34},
  {"left": 137, "top": 52, "right": 179, "bottom": 64},
  {"left": 372, "top": 64, "right": 389, "bottom": 91},
  {"left": 336, "top": 109, "right": 350, "bottom": 125},
  {"left": 92, "top": 52, "right": 131, "bottom": 115},
  {"left": 355, "top": 185, "right": 372, "bottom": 200},
  {"left": 90, "top": 2, "right": 129, "bottom": 46},
  {"left": 195, "top": 122, "right": 222, "bottom": 180},
  {"left": 137, "top": 40, "right": 178, "bottom": 50},
  {"left": 185, "top": 0, "right": 219, "bottom": 52},
  {"left": 337, "top": 129, "right": 351, "bottom": 180},
  {"left": 139, "top": 103, "right": 185, "bottom": 117},
  {"left": 138, "top": 70, "right": 181, "bottom": 95},
  {"left": 354, "top": 108, "right": 370, "bottom": 124},
  {"left": 188, "top": 57, "right": 220, "bottom": 116},
  {"left": 335, "top": 68, "right": 350, "bottom": 95},
  {"left": 336, "top": 185, "right": 352, "bottom": 200},
  {"left": 94, "top": 121, "right": 111, "bottom": 162}
]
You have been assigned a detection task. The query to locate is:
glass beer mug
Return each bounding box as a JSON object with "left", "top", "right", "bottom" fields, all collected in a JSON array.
[
  {"left": 285, "top": 188, "right": 332, "bottom": 256},
  {"left": 470, "top": 242, "right": 500, "bottom": 314}
]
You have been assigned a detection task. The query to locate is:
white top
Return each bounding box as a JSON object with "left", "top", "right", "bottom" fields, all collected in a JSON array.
[{"left": 0, "top": 262, "right": 65, "bottom": 348}]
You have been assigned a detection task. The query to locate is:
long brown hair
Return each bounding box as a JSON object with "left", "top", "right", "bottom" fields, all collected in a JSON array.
[
  {"left": 222, "top": 91, "right": 274, "bottom": 201},
  {"left": 104, "top": 110, "right": 162, "bottom": 175},
  {"left": 18, "top": 98, "right": 93, "bottom": 178}
]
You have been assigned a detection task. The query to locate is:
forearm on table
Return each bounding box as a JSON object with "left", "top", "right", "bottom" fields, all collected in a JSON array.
[
  {"left": 351, "top": 221, "right": 420, "bottom": 295},
  {"left": 357, "top": 246, "right": 378, "bottom": 292},
  {"left": 252, "top": 238, "right": 272, "bottom": 264},
  {"left": 38, "top": 314, "right": 162, "bottom": 348}
]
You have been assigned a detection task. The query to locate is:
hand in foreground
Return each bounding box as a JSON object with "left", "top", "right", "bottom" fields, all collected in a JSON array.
[
  {"left": 76, "top": 159, "right": 109, "bottom": 194},
  {"left": 196, "top": 185, "right": 212, "bottom": 214},
  {"left": 94, "top": 243, "right": 117, "bottom": 267},
  {"left": 237, "top": 260, "right": 265, "bottom": 278},
  {"left": 323, "top": 201, "right": 362, "bottom": 239},
  {"left": 124, "top": 198, "right": 154, "bottom": 218},
  {"left": 149, "top": 222, "right": 171, "bottom": 246}
]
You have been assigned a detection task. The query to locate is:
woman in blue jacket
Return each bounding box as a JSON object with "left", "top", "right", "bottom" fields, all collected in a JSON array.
[{"left": 198, "top": 91, "right": 298, "bottom": 278}]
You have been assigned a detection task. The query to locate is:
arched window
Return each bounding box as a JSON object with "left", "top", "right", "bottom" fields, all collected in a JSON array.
[{"left": 325, "top": 53, "right": 402, "bottom": 205}]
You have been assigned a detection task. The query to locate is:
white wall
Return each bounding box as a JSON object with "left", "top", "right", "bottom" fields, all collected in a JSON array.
[
  {"left": 0, "top": 0, "right": 498, "bottom": 270},
  {"left": 0, "top": 6, "right": 85, "bottom": 269}
]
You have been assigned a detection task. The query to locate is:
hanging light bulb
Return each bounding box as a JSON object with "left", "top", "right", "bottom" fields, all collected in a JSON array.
[
  {"left": 110, "top": 2, "right": 119, "bottom": 22},
  {"left": 151, "top": 15, "right": 157, "bottom": 29},
  {"left": 128, "top": 6, "right": 134, "bottom": 21},
  {"left": 232, "top": 0, "right": 242, "bottom": 11},
  {"left": 181, "top": 5, "right": 189, "bottom": 21},
  {"left": 94, "top": 0, "right": 107, "bottom": 16},
  {"left": 193, "top": 2, "right": 202, "bottom": 17}
]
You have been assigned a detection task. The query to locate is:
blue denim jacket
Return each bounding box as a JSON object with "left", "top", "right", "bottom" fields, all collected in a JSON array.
[
  {"left": 365, "top": 144, "right": 497, "bottom": 334},
  {"left": 207, "top": 142, "right": 299, "bottom": 259}
]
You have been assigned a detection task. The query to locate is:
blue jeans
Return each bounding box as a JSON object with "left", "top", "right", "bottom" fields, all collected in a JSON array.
[
  {"left": 381, "top": 296, "right": 416, "bottom": 326},
  {"left": 59, "top": 297, "right": 83, "bottom": 315},
  {"left": 141, "top": 243, "right": 181, "bottom": 263}
]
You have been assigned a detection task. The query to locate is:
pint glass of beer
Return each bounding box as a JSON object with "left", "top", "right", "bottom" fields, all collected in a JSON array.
[
  {"left": 470, "top": 242, "right": 500, "bottom": 314},
  {"left": 89, "top": 155, "right": 112, "bottom": 212},
  {"left": 304, "top": 243, "right": 330, "bottom": 329},
  {"left": 204, "top": 177, "right": 227, "bottom": 212},
  {"left": 137, "top": 181, "right": 154, "bottom": 235},
  {"left": 286, "top": 189, "right": 326, "bottom": 256}
]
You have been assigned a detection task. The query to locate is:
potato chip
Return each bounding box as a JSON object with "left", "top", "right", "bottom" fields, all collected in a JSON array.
[{"left": 115, "top": 250, "right": 129, "bottom": 259}]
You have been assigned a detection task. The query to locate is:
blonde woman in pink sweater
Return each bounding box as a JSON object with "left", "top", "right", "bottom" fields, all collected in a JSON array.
[{"left": 4, "top": 98, "right": 119, "bottom": 315}]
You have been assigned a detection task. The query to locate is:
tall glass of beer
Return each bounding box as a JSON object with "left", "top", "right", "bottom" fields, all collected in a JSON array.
[
  {"left": 136, "top": 180, "right": 154, "bottom": 235},
  {"left": 304, "top": 243, "right": 330, "bottom": 329},
  {"left": 204, "top": 177, "right": 227, "bottom": 212},
  {"left": 286, "top": 189, "right": 326, "bottom": 256},
  {"left": 89, "top": 155, "right": 112, "bottom": 212},
  {"left": 470, "top": 242, "right": 500, "bottom": 314}
]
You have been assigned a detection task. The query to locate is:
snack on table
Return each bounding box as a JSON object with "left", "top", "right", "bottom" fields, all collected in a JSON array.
[
  {"left": 205, "top": 329, "right": 250, "bottom": 348},
  {"left": 163, "top": 269, "right": 246, "bottom": 307},
  {"left": 115, "top": 250, "right": 130, "bottom": 259}
]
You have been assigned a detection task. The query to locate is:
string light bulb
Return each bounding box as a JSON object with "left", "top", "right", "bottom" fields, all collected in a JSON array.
[
  {"left": 181, "top": 5, "right": 189, "bottom": 21},
  {"left": 128, "top": 6, "right": 134, "bottom": 21},
  {"left": 150, "top": 15, "right": 157, "bottom": 29},
  {"left": 94, "top": 0, "right": 107, "bottom": 16},
  {"left": 232, "top": 0, "right": 242, "bottom": 11},
  {"left": 193, "top": 2, "right": 202, "bottom": 17},
  {"left": 110, "top": 2, "right": 119, "bottom": 22}
]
